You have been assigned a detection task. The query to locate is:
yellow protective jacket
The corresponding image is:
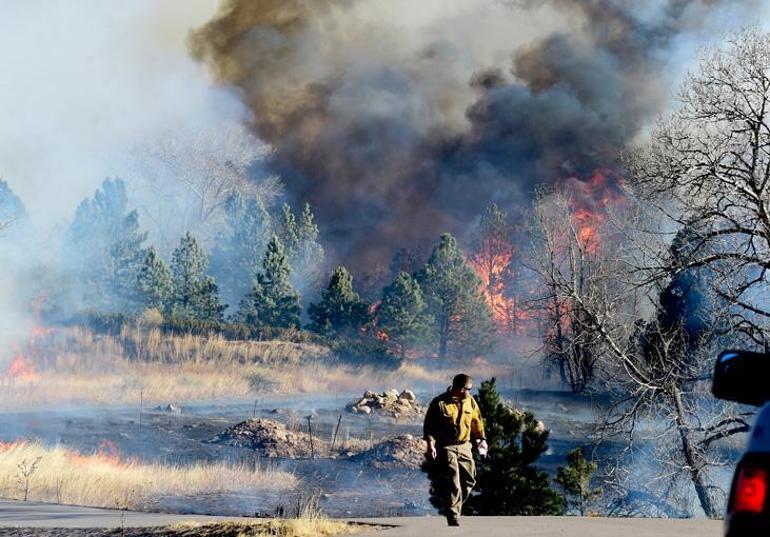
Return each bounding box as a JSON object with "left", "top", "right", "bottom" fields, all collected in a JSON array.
[{"left": 423, "top": 390, "right": 485, "bottom": 446}]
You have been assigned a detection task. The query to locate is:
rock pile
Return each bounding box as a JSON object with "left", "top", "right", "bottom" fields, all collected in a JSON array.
[
  {"left": 350, "top": 434, "right": 425, "bottom": 469},
  {"left": 206, "top": 418, "right": 324, "bottom": 458},
  {"left": 153, "top": 403, "right": 182, "bottom": 414},
  {"left": 345, "top": 389, "right": 423, "bottom": 419}
]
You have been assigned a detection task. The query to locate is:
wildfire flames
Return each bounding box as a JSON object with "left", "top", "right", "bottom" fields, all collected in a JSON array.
[
  {"left": 0, "top": 320, "right": 54, "bottom": 383},
  {"left": 469, "top": 249, "right": 522, "bottom": 332},
  {"left": 567, "top": 168, "right": 625, "bottom": 254},
  {"left": 66, "top": 439, "right": 128, "bottom": 468},
  {"left": 470, "top": 169, "right": 625, "bottom": 332},
  {"left": 0, "top": 353, "right": 39, "bottom": 383}
]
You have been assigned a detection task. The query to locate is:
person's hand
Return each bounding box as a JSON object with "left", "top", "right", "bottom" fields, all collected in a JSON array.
[
  {"left": 425, "top": 442, "right": 437, "bottom": 460},
  {"left": 477, "top": 439, "right": 488, "bottom": 457}
]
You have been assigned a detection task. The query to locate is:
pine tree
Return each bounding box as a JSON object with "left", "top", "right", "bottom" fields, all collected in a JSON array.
[
  {"left": 237, "top": 236, "right": 301, "bottom": 329},
  {"left": 555, "top": 448, "right": 602, "bottom": 516},
  {"left": 470, "top": 203, "right": 518, "bottom": 332},
  {"left": 136, "top": 247, "right": 173, "bottom": 313},
  {"left": 466, "top": 378, "right": 564, "bottom": 515},
  {"left": 416, "top": 233, "right": 494, "bottom": 361},
  {"left": 377, "top": 272, "right": 431, "bottom": 359},
  {"left": 209, "top": 192, "right": 272, "bottom": 310},
  {"left": 389, "top": 248, "right": 417, "bottom": 280},
  {"left": 69, "top": 178, "right": 147, "bottom": 310},
  {"left": 278, "top": 202, "right": 325, "bottom": 290},
  {"left": 308, "top": 266, "right": 368, "bottom": 336},
  {"left": 169, "top": 232, "right": 225, "bottom": 321},
  {"left": 0, "top": 180, "right": 27, "bottom": 233}
]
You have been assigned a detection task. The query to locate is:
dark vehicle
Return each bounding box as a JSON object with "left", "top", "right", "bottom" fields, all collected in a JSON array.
[{"left": 712, "top": 350, "right": 770, "bottom": 536}]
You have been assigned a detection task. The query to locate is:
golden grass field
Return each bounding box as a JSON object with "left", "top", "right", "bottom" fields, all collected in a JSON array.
[
  {"left": 0, "top": 326, "right": 512, "bottom": 408},
  {"left": 162, "top": 519, "right": 359, "bottom": 537},
  {"left": 0, "top": 440, "right": 297, "bottom": 510}
]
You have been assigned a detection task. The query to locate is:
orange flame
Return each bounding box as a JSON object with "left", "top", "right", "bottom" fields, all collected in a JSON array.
[
  {"left": 469, "top": 243, "right": 530, "bottom": 333},
  {"left": 66, "top": 440, "right": 129, "bottom": 468},
  {"left": 566, "top": 169, "right": 625, "bottom": 253},
  {"left": 0, "top": 353, "right": 39, "bottom": 383}
]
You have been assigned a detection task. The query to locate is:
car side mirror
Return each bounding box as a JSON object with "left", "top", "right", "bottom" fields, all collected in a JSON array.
[{"left": 713, "top": 350, "right": 770, "bottom": 406}]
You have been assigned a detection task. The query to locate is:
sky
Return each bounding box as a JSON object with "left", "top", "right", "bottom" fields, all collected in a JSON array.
[{"left": 0, "top": 0, "right": 249, "bottom": 230}]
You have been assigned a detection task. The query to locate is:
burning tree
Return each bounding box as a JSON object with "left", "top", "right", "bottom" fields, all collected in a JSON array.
[
  {"left": 528, "top": 190, "right": 605, "bottom": 393},
  {"left": 468, "top": 204, "right": 520, "bottom": 334}
]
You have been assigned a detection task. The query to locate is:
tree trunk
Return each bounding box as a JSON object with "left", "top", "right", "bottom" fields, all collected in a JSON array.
[
  {"left": 438, "top": 314, "right": 449, "bottom": 363},
  {"left": 672, "top": 387, "right": 719, "bottom": 518}
]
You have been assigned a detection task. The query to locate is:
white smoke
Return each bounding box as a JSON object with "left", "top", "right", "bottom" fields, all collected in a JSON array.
[
  {"left": 0, "top": 0, "right": 262, "bottom": 231},
  {"left": 0, "top": 0, "right": 269, "bottom": 365}
]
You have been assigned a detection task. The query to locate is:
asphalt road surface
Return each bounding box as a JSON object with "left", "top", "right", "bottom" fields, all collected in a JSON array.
[{"left": 0, "top": 500, "right": 724, "bottom": 536}]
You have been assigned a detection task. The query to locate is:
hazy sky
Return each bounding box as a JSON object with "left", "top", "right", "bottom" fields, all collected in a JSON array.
[{"left": 0, "top": 0, "right": 247, "bottom": 228}]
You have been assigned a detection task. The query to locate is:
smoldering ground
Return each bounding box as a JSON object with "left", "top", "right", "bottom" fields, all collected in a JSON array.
[{"left": 190, "top": 0, "right": 760, "bottom": 267}]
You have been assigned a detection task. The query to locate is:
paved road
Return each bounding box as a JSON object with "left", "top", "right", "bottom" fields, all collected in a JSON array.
[
  {"left": 353, "top": 516, "right": 724, "bottom": 537},
  {"left": 0, "top": 500, "right": 724, "bottom": 536},
  {"left": 0, "top": 500, "right": 248, "bottom": 528}
]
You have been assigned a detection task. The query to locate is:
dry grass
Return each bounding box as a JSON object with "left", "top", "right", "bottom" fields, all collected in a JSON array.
[
  {"left": 0, "top": 326, "right": 513, "bottom": 408},
  {"left": 165, "top": 519, "right": 360, "bottom": 537},
  {"left": 0, "top": 519, "right": 362, "bottom": 536},
  {"left": 0, "top": 440, "right": 296, "bottom": 510}
]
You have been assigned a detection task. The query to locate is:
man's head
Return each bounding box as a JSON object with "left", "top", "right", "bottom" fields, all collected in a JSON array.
[{"left": 450, "top": 373, "right": 473, "bottom": 398}]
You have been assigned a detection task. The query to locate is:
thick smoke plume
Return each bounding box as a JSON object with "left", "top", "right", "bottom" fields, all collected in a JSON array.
[{"left": 191, "top": 0, "right": 757, "bottom": 267}]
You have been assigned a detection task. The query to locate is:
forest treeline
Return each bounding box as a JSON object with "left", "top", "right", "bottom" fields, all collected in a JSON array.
[{"left": 2, "top": 176, "right": 498, "bottom": 366}]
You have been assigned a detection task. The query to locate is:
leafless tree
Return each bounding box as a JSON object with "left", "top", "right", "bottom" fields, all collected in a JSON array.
[
  {"left": 126, "top": 123, "right": 282, "bottom": 249},
  {"left": 526, "top": 190, "right": 609, "bottom": 393},
  {"left": 625, "top": 26, "right": 770, "bottom": 347},
  {"left": 527, "top": 188, "right": 750, "bottom": 517}
]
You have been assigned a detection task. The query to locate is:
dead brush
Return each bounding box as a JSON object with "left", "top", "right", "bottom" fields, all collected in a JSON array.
[
  {"left": 15, "top": 456, "right": 42, "bottom": 501},
  {"left": 0, "top": 441, "right": 297, "bottom": 510}
]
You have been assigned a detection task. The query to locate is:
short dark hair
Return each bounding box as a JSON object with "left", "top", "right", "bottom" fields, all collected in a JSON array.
[{"left": 452, "top": 373, "right": 473, "bottom": 388}]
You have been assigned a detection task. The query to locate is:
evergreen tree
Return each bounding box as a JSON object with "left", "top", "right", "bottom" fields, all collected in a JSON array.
[
  {"left": 169, "top": 232, "right": 225, "bottom": 321},
  {"left": 466, "top": 378, "right": 564, "bottom": 515},
  {"left": 555, "top": 448, "right": 602, "bottom": 516},
  {"left": 308, "top": 266, "right": 368, "bottom": 336},
  {"left": 69, "top": 178, "right": 147, "bottom": 310},
  {"left": 416, "top": 233, "right": 493, "bottom": 361},
  {"left": 209, "top": 192, "right": 272, "bottom": 310},
  {"left": 278, "top": 202, "right": 325, "bottom": 290},
  {"left": 0, "top": 180, "right": 27, "bottom": 232},
  {"left": 136, "top": 247, "right": 173, "bottom": 313},
  {"left": 470, "top": 203, "right": 519, "bottom": 332},
  {"left": 377, "top": 272, "right": 431, "bottom": 359},
  {"left": 389, "top": 247, "right": 417, "bottom": 280},
  {"left": 237, "top": 236, "right": 301, "bottom": 329}
]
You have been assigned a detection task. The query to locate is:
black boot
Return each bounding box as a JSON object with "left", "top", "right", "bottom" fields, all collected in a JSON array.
[{"left": 447, "top": 515, "right": 460, "bottom": 526}]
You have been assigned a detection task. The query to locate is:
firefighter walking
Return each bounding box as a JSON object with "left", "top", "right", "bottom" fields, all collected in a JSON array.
[{"left": 423, "top": 373, "right": 488, "bottom": 526}]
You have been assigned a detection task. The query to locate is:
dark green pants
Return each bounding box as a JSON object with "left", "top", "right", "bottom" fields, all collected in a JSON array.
[{"left": 440, "top": 442, "right": 476, "bottom": 518}]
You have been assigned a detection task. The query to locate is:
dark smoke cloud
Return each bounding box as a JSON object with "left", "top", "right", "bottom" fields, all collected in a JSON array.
[{"left": 190, "top": 0, "right": 756, "bottom": 268}]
